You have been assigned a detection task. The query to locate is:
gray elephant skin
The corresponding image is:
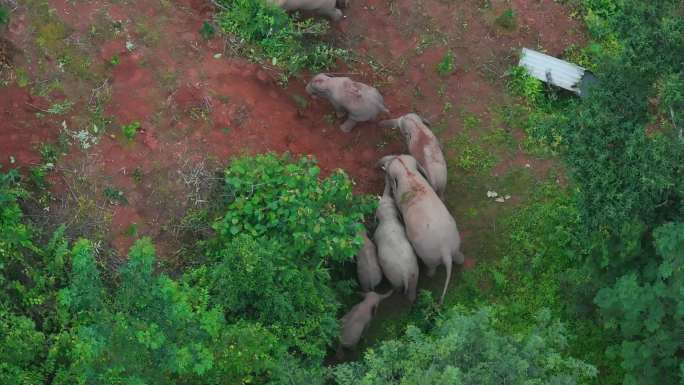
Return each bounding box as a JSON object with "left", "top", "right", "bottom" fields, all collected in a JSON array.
[
  {"left": 380, "top": 113, "right": 447, "bottom": 199},
  {"left": 373, "top": 179, "right": 419, "bottom": 302},
  {"left": 378, "top": 155, "right": 464, "bottom": 304},
  {"left": 339, "top": 290, "right": 393, "bottom": 349},
  {"left": 267, "top": 0, "right": 343, "bottom": 21},
  {"left": 306, "top": 74, "right": 389, "bottom": 132},
  {"left": 356, "top": 230, "right": 383, "bottom": 292}
]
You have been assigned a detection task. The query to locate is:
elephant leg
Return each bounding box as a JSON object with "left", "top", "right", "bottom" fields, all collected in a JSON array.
[
  {"left": 325, "top": 8, "right": 343, "bottom": 21},
  {"left": 331, "top": 101, "right": 346, "bottom": 118},
  {"left": 340, "top": 118, "right": 358, "bottom": 133}
]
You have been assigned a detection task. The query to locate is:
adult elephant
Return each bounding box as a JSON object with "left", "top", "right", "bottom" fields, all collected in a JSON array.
[{"left": 378, "top": 154, "right": 464, "bottom": 304}]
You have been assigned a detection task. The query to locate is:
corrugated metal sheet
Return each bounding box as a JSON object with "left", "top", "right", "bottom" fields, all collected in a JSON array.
[{"left": 519, "top": 48, "right": 587, "bottom": 95}]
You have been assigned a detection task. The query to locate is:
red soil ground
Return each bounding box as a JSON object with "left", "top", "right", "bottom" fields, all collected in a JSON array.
[{"left": 0, "top": 0, "right": 584, "bottom": 257}]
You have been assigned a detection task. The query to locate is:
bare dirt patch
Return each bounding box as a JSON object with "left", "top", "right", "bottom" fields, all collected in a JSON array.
[{"left": 0, "top": 0, "right": 584, "bottom": 272}]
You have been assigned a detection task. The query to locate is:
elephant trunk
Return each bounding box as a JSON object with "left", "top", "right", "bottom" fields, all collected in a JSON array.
[{"left": 378, "top": 118, "right": 399, "bottom": 129}]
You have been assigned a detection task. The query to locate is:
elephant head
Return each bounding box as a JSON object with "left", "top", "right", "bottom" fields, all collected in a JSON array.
[{"left": 305, "top": 73, "right": 331, "bottom": 99}]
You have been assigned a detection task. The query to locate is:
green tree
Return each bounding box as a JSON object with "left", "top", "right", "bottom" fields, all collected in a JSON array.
[
  {"left": 0, "top": 169, "right": 70, "bottom": 384},
  {"left": 56, "top": 238, "right": 292, "bottom": 385},
  {"left": 334, "top": 307, "right": 597, "bottom": 385},
  {"left": 190, "top": 153, "right": 375, "bottom": 364},
  {"left": 528, "top": 1, "right": 684, "bottom": 383},
  {"left": 594, "top": 222, "right": 684, "bottom": 385}
]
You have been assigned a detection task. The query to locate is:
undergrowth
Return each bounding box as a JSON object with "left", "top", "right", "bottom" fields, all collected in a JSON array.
[{"left": 215, "top": 0, "right": 346, "bottom": 83}]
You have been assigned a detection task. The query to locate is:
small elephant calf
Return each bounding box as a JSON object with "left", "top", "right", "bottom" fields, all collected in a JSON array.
[
  {"left": 374, "top": 178, "right": 419, "bottom": 302},
  {"left": 306, "top": 74, "right": 389, "bottom": 133},
  {"left": 356, "top": 230, "right": 383, "bottom": 292},
  {"left": 339, "top": 290, "right": 393, "bottom": 349},
  {"left": 267, "top": 0, "right": 344, "bottom": 21}
]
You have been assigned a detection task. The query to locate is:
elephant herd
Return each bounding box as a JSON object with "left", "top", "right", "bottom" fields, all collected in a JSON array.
[
  {"left": 304, "top": 75, "right": 465, "bottom": 351},
  {"left": 270, "top": 0, "right": 465, "bottom": 352}
]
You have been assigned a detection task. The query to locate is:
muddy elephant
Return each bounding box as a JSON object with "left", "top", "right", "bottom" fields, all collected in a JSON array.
[
  {"left": 378, "top": 154, "right": 464, "bottom": 304},
  {"left": 356, "top": 229, "right": 383, "bottom": 292},
  {"left": 380, "top": 113, "right": 447, "bottom": 199},
  {"left": 267, "top": 0, "right": 344, "bottom": 21},
  {"left": 339, "top": 290, "right": 393, "bottom": 349},
  {"left": 306, "top": 73, "right": 389, "bottom": 132},
  {"left": 373, "top": 178, "right": 419, "bottom": 302}
]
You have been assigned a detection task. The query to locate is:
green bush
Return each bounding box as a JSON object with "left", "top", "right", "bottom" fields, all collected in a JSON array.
[
  {"left": 55, "top": 238, "right": 296, "bottom": 385},
  {"left": 495, "top": 8, "right": 517, "bottom": 31},
  {"left": 0, "top": 169, "right": 70, "bottom": 384},
  {"left": 215, "top": 0, "right": 345, "bottom": 81},
  {"left": 506, "top": 66, "right": 543, "bottom": 105},
  {"left": 594, "top": 222, "right": 684, "bottom": 385},
  {"left": 436, "top": 50, "right": 455, "bottom": 77},
  {"left": 524, "top": 1, "right": 684, "bottom": 383},
  {"left": 191, "top": 154, "right": 376, "bottom": 364},
  {"left": 121, "top": 121, "right": 140, "bottom": 140},
  {"left": 333, "top": 307, "right": 597, "bottom": 385},
  {"left": 0, "top": 6, "right": 9, "bottom": 27}
]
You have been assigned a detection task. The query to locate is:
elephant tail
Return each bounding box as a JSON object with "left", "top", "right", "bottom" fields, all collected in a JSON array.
[{"left": 439, "top": 254, "right": 453, "bottom": 305}]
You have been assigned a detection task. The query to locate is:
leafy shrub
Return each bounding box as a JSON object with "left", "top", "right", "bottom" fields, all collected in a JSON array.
[
  {"left": 199, "top": 21, "right": 215, "bottom": 40},
  {"left": 56, "top": 238, "right": 295, "bottom": 385},
  {"left": 436, "top": 49, "right": 455, "bottom": 77},
  {"left": 0, "top": 169, "right": 70, "bottom": 384},
  {"left": 215, "top": 0, "right": 345, "bottom": 81},
  {"left": 215, "top": 153, "right": 375, "bottom": 265},
  {"left": 525, "top": 1, "right": 684, "bottom": 383},
  {"left": 0, "top": 6, "right": 9, "bottom": 27},
  {"left": 0, "top": 312, "right": 46, "bottom": 385},
  {"left": 495, "top": 8, "right": 516, "bottom": 30},
  {"left": 121, "top": 121, "right": 140, "bottom": 140},
  {"left": 333, "top": 307, "right": 597, "bottom": 385},
  {"left": 594, "top": 222, "right": 684, "bottom": 385},
  {"left": 189, "top": 154, "right": 375, "bottom": 371},
  {"left": 506, "top": 66, "right": 542, "bottom": 105}
]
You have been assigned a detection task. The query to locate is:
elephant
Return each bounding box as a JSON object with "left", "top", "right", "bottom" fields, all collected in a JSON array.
[
  {"left": 339, "top": 290, "right": 393, "bottom": 349},
  {"left": 306, "top": 73, "right": 389, "bottom": 133},
  {"left": 356, "top": 229, "right": 383, "bottom": 292},
  {"left": 267, "top": 0, "right": 344, "bottom": 21},
  {"left": 377, "top": 154, "right": 464, "bottom": 305},
  {"left": 373, "top": 177, "right": 419, "bottom": 302},
  {"left": 380, "top": 113, "right": 447, "bottom": 199}
]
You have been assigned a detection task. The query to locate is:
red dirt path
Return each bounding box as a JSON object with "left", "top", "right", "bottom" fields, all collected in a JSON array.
[{"left": 0, "top": 0, "right": 584, "bottom": 257}]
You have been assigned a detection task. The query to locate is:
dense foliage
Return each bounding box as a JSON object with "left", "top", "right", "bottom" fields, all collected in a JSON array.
[
  {"left": 0, "top": 169, "right": 69, "bottom": 384},
  {"left": 188, "top": 154, "right": 376, "bottom": 365},
  {"left": 334, "top": 307, "right": 596, "bottom": 385},
  {"left": 215, "top": 0, "right": 345, "bottom": 81},
  {"left": 510, "top": 1, "right": 684, "bottom": 383},
  {"left": 0, "top": 155, "right": 377, "bottom": 384}
]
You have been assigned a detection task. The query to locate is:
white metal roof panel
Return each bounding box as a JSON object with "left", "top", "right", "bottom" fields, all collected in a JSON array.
[{"left": 519, "top": 48, "right": 586, "bottom": 95}]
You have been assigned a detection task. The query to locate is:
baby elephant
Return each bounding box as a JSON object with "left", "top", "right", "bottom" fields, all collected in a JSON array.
[
  {"left": 356, "top": 230, "right": 383, "bottom": 292},
  {"left": 374, "top": 178, "right": 419, "bottom": 302},
  {"left": 380, "top": 113, "right": 447, "bottom": 199},
  {"left": 339, "top": 290, "right": 393, "bottom": 349},
  {"left": 306, "top": 74, "right": 389, "bottom": 133},
  {"left": 267, "top": 0, "right": 343, "bottom": 21}
]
